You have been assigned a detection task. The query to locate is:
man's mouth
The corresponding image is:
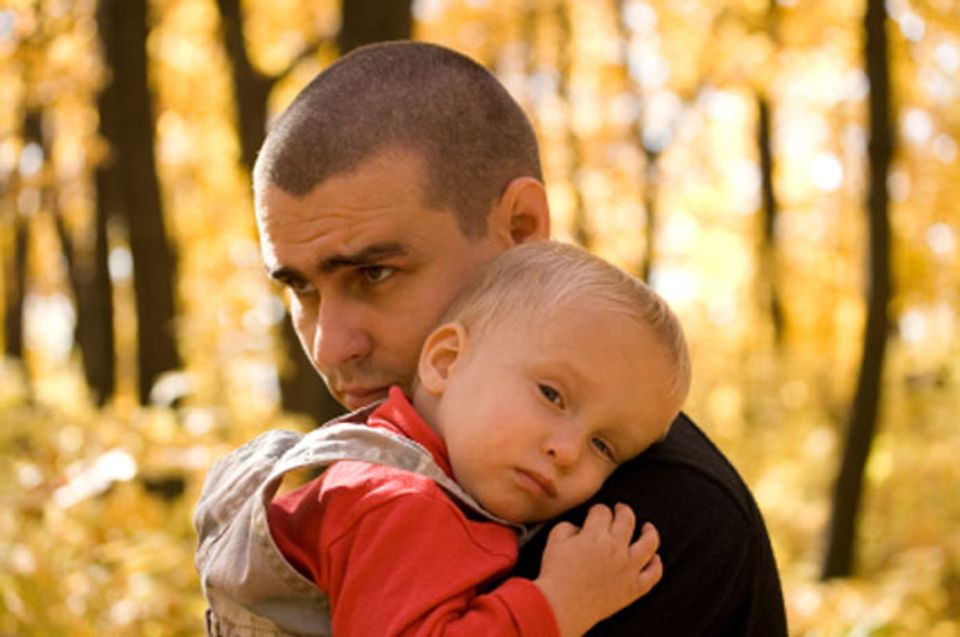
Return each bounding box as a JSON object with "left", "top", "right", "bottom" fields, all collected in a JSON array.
[
  {"left": 514, "top": 468, "right": 557, "bottom": 499},
  {"left": 338, "top": 386, "right": 389, "bottom": 410}
]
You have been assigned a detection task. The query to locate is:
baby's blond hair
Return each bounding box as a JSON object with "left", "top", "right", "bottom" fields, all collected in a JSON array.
[{"left": 440, "top": 241, "right": 691, "bottom": 402}]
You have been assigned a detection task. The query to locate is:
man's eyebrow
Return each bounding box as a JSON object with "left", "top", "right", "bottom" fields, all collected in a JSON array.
[
  {"left": 318, "top": 242, "right": 408, "bottom": 273},
  {"left": 266, "top": 242, "right": 409, "bottom": 281},
  {"left": 266, "top": 265, "right": 299, "bottom": 282}
]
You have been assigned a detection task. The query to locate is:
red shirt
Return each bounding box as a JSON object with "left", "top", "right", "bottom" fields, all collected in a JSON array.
[{"left": 268, "top": 387, "right": 559, "bottom": 636}]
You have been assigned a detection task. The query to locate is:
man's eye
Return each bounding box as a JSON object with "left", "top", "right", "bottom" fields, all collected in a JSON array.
[
  {"left": 591, "top": 437, "right": 616, "bottom": 462},
  {"left": 286, "top": 278, "right": 316, "bottom": 295},
  {"left": 360, "top": 265, "right": 395, "bottom": 284},
  {"left": 538, "top": 384, "right": 565, "bottom": 408}
]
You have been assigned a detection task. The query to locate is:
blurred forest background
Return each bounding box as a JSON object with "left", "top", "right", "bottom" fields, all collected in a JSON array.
[{"left": 1, "top": 0, "right": 958, "bottom": 634}]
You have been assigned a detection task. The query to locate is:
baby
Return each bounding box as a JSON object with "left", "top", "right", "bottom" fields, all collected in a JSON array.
[{"left": 195, "top": 240, "right": 691, "bottom": 636}]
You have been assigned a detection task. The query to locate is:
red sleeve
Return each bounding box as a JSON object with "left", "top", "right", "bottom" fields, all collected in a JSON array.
[{"left": 269, "top": 469, "right": 559, "bottom": 637}]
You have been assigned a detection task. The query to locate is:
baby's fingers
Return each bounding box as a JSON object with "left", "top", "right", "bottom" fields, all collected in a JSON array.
[
  {"left": 635, "top": 553, "right": 663, "bottom": 595},
  {"left": 609, "top": 503, "right": 637, "bottom": 542},
  {"left": 581, "top": 504, "right": 614, "bottom": 531},
  {"left": 545, "top": 520, "right": 579, "bottom": 545},
  {"left": 628, "top": 522, "right": 661, "bottom": 564}
]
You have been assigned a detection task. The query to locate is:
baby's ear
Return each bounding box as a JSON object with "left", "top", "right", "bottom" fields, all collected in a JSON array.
[{"left": 417, "top": 322, "right": 466, "bottom": 394}]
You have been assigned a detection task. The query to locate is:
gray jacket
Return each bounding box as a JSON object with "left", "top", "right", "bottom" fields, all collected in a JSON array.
[{"left": 194, "top": 406, "right": 529, "bottom": 636}]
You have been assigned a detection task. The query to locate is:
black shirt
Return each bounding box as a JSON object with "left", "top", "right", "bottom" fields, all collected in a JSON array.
[{"left": 513, "top": 412, "right": 788, "bottom": 636}]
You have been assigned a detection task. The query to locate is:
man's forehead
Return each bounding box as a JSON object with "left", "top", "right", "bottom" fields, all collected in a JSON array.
[
  {"left": 256, "top": 163, "right": 453, "bottom": 230},
  {"left": 258, "top": 181, "right": 398, "bottom": 239},
  {"left": 258, "top": 146, "right": 429, "bottom": 200}
]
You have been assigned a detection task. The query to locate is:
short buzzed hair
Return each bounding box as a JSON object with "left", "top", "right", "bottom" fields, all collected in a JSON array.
[
  {"left": 440, "top": 241, "right": 692, "bottom": 402},
  {"left": 254, "top": 41, "right": 542, "bottom": 238}
]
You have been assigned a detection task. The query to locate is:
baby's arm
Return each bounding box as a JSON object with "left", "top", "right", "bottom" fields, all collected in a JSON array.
[{"left": 534, "top": 503, "right": 662, "bottom": 637}]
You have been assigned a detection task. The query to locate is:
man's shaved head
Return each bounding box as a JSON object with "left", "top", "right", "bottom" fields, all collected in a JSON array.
[{"left": 254, "top": 41, "right": 543, "bottom": 237}]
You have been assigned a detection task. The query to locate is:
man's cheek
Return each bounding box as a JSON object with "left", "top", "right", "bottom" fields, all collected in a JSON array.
[{"left": 290, "top": 308, "right": 319, "bottom": 362}]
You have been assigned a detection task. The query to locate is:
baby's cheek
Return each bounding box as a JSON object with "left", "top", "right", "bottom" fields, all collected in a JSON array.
[{"left": 584, "top": 471, "right": 613, "bottom": 500}]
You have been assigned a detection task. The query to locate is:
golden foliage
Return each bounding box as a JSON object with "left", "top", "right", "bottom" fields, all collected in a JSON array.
[
  {"left": 1, "top": 0, "right": 959, "bottom": 634},
  {"left": 0, "top": 362, "right": 314, "bottom": 635}
]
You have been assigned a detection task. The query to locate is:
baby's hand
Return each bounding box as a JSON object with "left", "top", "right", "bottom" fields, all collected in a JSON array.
[{"left": 534, "top": 504, "right": 662, "bottom": 637}]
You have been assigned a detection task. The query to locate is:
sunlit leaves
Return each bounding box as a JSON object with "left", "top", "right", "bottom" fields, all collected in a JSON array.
[{"left": 1, "top": 0, "right": 958, "bottom": 634}]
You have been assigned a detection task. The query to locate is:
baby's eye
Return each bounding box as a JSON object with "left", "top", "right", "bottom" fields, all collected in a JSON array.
[
  {"left": 538, "top": 384, "right": 565, "bottom": 408},
  {"left": 360, "top": 265, "right": 395, "bottom": 284},
  {"left": 591, "top": 437, "right": 616, "bottom": 462}
]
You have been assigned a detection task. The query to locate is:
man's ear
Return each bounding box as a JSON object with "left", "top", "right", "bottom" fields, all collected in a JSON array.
[
  {"left": 490, "top": 177, "right": 550, "bottom": 245},
  {"left": 417, "top": 322, "right": 468, "bottom": 395}
]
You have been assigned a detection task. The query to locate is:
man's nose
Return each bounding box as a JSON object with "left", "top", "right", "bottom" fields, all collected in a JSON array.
[{"left": 311, "top": 300, "right": 372, "bottom": 371}]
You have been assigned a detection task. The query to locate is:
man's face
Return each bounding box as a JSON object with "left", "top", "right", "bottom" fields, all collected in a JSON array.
[
  {"left": 419, "top": 306, "right": 680, "bottom": 523},
  {"left": 256, "top": 150, "right": 512, "bottom": 410}
]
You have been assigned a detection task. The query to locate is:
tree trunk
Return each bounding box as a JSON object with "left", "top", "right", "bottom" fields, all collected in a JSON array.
[
  {"left": 2, "top": 109, "right": 42, "bottom": 364},
  {"left": 337, "top": 0, "right": 413, "bottom": 55},
  {"left": 98, "top": 0, "right": 182, "bottom": 404},
  {"left": 3, "top": 202, "right": 28, "bottom": 361},
  {"left": 822, "top": 0, "right": 894, "bottom": 579},
  {"left": 74, "top": 159, "right": 117, "bottom": 405},
  {"left": 215, "top": 0, "right": 274, "bottom": 172},
  {"left": 756, "top": 94, "right": 785, "bottom": 346}
]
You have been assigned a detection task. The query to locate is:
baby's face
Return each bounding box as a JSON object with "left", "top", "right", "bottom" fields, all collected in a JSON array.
[{"left": 420, "top": 306, "right": 681, "bottom": 523}]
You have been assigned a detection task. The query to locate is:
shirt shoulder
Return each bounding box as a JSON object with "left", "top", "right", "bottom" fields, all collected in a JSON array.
[
  {"left": 587, "top": 413, "right": 788, "bottom": 636},
  {"left": 637, "top": 412, "right": 758, "bottom": 522}
]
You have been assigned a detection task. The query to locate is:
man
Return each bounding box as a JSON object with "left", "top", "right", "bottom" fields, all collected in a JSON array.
[{"left": 253, "top": 41, "right": 787, "bottom": 635}]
